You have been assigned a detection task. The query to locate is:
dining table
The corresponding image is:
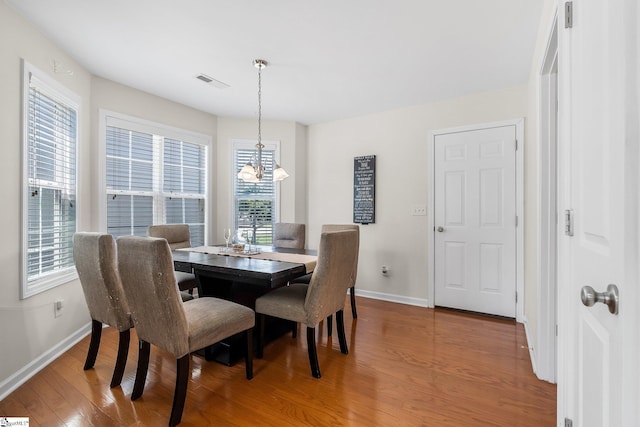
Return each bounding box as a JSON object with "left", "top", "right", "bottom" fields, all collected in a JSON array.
[{"left": 172, "top": 245, "right": 317, "bottom": 365}]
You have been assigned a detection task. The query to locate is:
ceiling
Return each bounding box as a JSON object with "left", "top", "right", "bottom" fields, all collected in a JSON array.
[{"left": 6, "top": 0, "right": 543, "bottom": 125}]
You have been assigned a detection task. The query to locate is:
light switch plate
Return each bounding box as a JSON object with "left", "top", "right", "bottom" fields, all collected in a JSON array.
[{"left": 411, "top": 205, "right": 427, "bottom": 216}]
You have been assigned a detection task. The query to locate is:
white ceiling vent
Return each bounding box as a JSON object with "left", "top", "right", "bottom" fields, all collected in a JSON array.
[{"left": 196, "top": 73, "right": 230, "bottom": 89}]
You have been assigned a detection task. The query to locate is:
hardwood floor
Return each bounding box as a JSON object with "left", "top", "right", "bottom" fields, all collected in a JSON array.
[{"left": 0, "top": 297, "right": 556, "bottom": 426}]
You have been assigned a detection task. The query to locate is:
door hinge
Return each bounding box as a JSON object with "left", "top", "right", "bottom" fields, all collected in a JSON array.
[
  {"left": 515, "top": 292, "right": 518, "bottom": 303},
  {"left": 564, "top": 209, "right": 574, "bottom": 236},
  {"left": 515, "top": 139, "right": 518, "bottom": 151},
  {"left": 565, "top": 2, "right": 573, "bottom": 28},
  {"left": 515, "top": 215, "right": 519, "bottom": 227},
  {"left": 564, "top": 417, "right": 573, "bottom": 427}
]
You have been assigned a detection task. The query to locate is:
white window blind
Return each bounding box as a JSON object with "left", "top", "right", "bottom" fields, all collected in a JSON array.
[
  {"left": 105, "top": 117, "right": 207, "bottom": 245},
  {"left": 106, "top": 127, "right": 154, "bottom": 237},
  {"left": 163, "top": 138, "right": 206, "bottom": 245},
  {"left": 22, "top": 62, "right": 79, "bottom": 298},
  {"left": 233, "top": 142, "right": 279, "bottom": 244}
]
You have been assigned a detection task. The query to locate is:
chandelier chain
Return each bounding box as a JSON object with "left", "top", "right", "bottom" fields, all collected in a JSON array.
[
  {"left": 258, "top": 64, "right": 262, "bottom": 146},
  {"left": 237, "top": 59, "right": 287, "bottom": 182}
]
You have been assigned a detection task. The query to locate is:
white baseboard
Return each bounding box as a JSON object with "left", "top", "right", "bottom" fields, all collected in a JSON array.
[
  {"left": 355, "top": 289, "right": 429, "bottom": 308},
  {"left": 0, "top": 322, "right": 91, "bottom": 401},
  {"left": 522, "top": 315, "right": 538, "bottom": 375}
]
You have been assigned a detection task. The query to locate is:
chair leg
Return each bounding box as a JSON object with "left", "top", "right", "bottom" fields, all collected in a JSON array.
[
  {"left": 132, "top": 340, "right": 150, "bottom": 401},
  {"left": 327, "top": 315, "right": 333, "bottom": 337},
  {"left": 245, "top": 329, "right": 254, "bottom": 380},
  {"left": 84, "top": 319, "right": 102, "bottom": 370},
  {"left": 306, "top": 327, "right": 321, "bottom": 378},
  {"left": 170, "top": 355, "right": 190, "bottom": 427},
  {"left": 336, "top": 310, "right": 349, "bottom": 355},
  {"left": 110, "top": 329, "right": 130, "bottom": 388},
  {"left": 350, "top": 286, "right": 358, "bottom": 319},
  {"left": 257, "top": 314, "right": 265, "bottom": 359}
]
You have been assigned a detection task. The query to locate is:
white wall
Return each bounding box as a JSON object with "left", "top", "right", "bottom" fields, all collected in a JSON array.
[
  {"left": 0, "top": 2, "right": 219, "bottom": 392},
  {"left": 215, "top": 117, "right": 307, "bottom": 243},
  {"left": 523, "top": 0, "right": 558, "bottom": 375},
  {"left": 0, "top": 1, "right": 93, "bottom": 388},
  {"left": 307, "top": 86, "right": 528, "bottom": 304}
]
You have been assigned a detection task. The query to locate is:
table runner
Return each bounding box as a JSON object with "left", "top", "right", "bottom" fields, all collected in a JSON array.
[{"left": 178, "top": 246, "right": 317, "bottom": 273}]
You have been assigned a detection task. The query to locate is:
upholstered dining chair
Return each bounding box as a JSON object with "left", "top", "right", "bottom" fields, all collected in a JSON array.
[
  {"left": 273, "top": 222, "right": 306, "bottom": 249},
  {"left": 255, "top": 229, "right": 358, "bottom": 378},
  {"left": 117, "top": 236, "right": 255, "bottom": 427},
  {"left": 148, "top": 224, "right": 198, "bottom": 295},
  {"left": 73, "top": 232, "right": 132, "bottom": 388},
  {"left": 290, "top": 224, "right": 360, "bottom": 336}
]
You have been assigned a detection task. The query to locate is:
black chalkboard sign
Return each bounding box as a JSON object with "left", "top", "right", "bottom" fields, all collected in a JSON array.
[{"left": 353, "top": 155, "right": 376, "bottom": 224}]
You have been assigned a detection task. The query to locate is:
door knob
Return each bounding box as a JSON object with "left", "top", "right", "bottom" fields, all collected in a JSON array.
[
  {"left": 580, "top": 284, "right": 619, "bottom": 315},
  {"left": 437, "top": 226, "right": 444, "bottom": 232}
]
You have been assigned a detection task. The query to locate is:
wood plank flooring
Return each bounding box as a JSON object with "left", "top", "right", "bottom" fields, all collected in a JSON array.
[{"left": 0, "top": 297, "right": 556, "bottom": 426}]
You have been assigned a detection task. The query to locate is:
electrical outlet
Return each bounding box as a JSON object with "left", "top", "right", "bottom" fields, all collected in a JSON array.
[
  {"left": 411, "top": 205, "right": 427, "bottom": 216},
  {"left": 54, "top": 299, "right": 64, "bottom": 318}
]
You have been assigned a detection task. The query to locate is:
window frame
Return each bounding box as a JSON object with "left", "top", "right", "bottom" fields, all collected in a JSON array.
[
  {"left": 231, "top": 139, "right": 282, "bottom": 244},
  {"left": 98, "top": 110, "right": 211, "bottom": 244},
  {"left": 21, "top": 60, "right": 81, "bottom": 299}
]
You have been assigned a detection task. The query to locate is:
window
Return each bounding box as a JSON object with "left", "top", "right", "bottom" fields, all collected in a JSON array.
[
  {"left": 21, "top": 61, "right": 79, "bottom": 298},
  {"left": 102, "top": 112, "right": 208, "bottom": 245},
  {"left": 233, "top": 140, "right": 280, "bottom": 244}
]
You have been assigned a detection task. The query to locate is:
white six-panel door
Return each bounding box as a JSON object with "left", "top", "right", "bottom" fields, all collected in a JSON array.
[
  {"left": 558, "top": 0, "right": 639, "bottom": 425},
  {"left": 433, "top": 125, "right": 517, "bottom": 317}
]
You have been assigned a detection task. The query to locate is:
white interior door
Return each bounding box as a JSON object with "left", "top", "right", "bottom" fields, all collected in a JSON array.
[
  {"left": 558, "top": 0, "right": 639, "bottom": 425},
  {"left": 433, "top": 125, "right": 516, "bottom": 317}
]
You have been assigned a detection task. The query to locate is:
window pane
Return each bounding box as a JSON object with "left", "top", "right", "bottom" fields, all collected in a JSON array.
[
  {"left": 235, "top": 148, "right": 274, "bottom": 189},
  {"left": 25, "top": 71, "right": 77, "bottom": 292},
  {"left": 106, "top": 194, "right": 154, "bottom": 238},
  {"left": 183, "top": 167, "right": 203, "bottom": 193},
  {"left": 236, "top": 199, "right": 274, "bottom": 244},
  {"left": 105, "top": 119, "right": 208, "bottom": 244},
  {"left": 164, "top": 139, "right": 181, "bottom": 164},
  {"left": 190, "top": 224, "right": 205, "bottom": 246},
  {"left": 131, "top": 131, "right": 153, "bottom": 161},
  {"left": 184, "top": 198, "right": 204, "bottom": 223},
  {"left": 164, "top": 165, "right": 182, "bottom": 192},
  {"left": 165, "top": 198, "right": 205, "bottom": 227},
  {"left": 27, "top": 187, "right": 76, "bottom": 279},
  {"left": 165, "top": 197, "right": 205, "bottom": 246},
  {"left": 234, "top": 145, "right": 276, "bottom": 243},
  {"left": 163, "top": 140, "right": 206, "bottom": 194},
  {"left": 165, "top": 197, "right": 184, "bottom": 223},
  {"left": 106, "top": 127, "right": 130, "bottom": 158},
  {"left": 107, "top": 126, "right": 154, "bottom": 192},
  {"left": 133, "top": 196, "right": 153, "bottom": 236},
  {"left": 183, "top": 143, "right": 204, "bottom": 168},
  {"left": 131, "top": 159, "right": 153, "bottom": 191},
  {"left": 106, "top": 157, "right": 130, "bottom": 189},
  {"left": 107, "top": 194, "right": 132, "bottom": 238}
]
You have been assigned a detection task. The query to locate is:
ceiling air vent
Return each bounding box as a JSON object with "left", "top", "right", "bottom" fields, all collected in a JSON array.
[{"left": 196, "top": 73, "right": 230, "bottom": 89}]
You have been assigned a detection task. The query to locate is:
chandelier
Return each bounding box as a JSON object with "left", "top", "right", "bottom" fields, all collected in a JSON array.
[{"left": 237, "top": 59, "right": 289, "bottom": 183}]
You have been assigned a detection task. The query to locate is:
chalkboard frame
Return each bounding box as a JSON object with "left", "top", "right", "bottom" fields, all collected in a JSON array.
[{"left": 353, "top": 155, "right": 376, "bottom": 224}]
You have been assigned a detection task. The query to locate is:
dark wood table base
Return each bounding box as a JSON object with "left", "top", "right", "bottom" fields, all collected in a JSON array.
[{"left": 190, "top": 264, "right": 305, "bottom": 366}]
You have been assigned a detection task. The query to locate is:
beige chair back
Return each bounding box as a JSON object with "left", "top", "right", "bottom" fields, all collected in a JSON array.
[
  {"left": 73, "top": 232, "right": 131, "bottom": 332},
  {"left": 117, "top": 236, "right": 190, "bottom": 357},
  {"left": 321, "top": 224, "right": 359, "bottom": 285},
  {"left": 304, "top": 230, "right": 357, "bottom": 326},
  {"left": 273, "top": 223, "right": 306, "bottom": 249},
  {"left": 148, "top": 224, "right": 191, "bottom": 250}
]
